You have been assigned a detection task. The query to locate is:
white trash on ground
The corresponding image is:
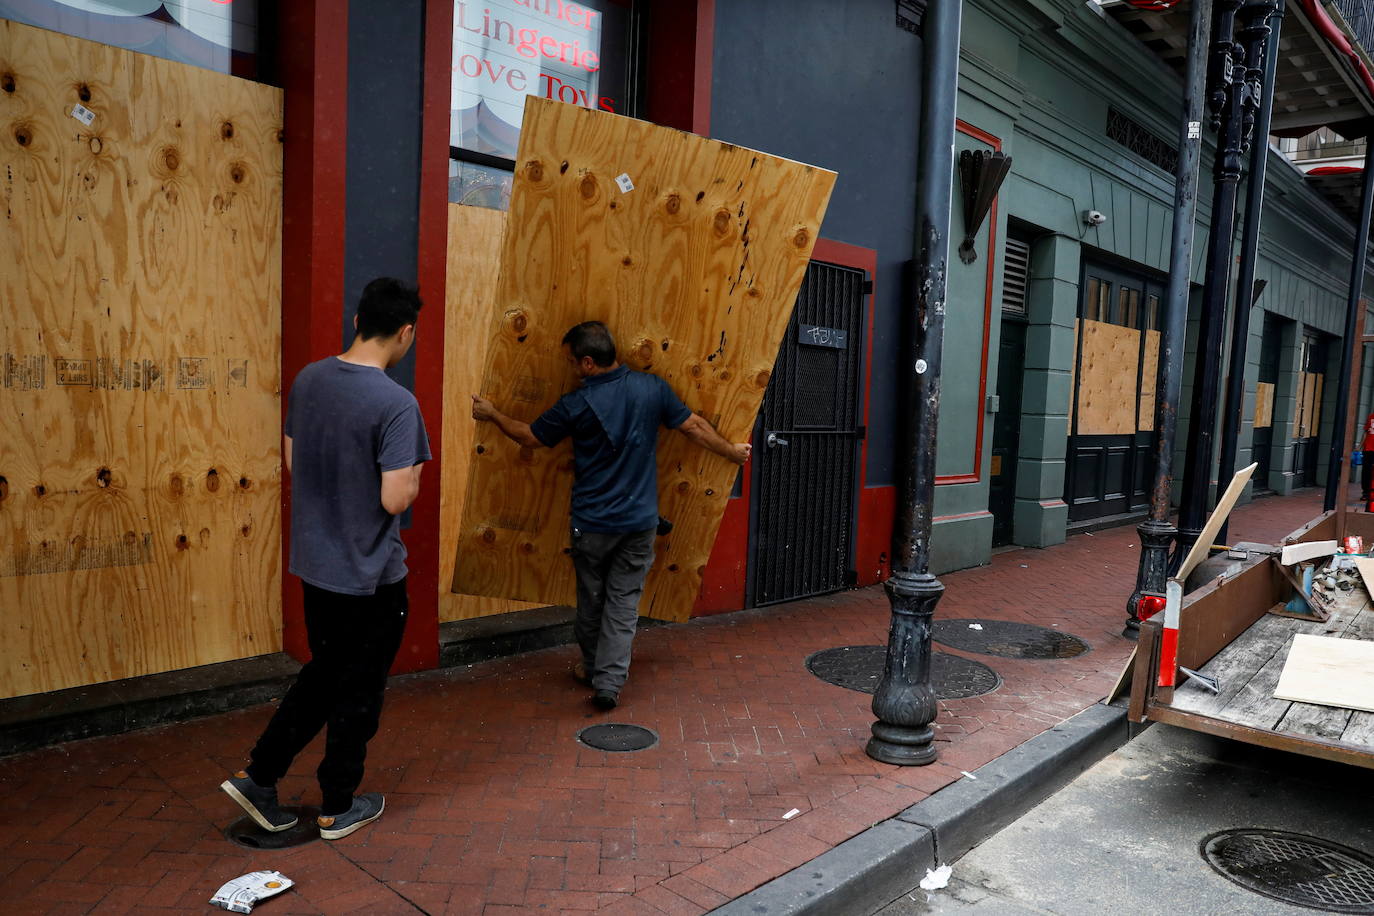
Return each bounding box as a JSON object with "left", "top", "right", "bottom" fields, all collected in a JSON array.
[
  {"left": 919, "top": 863, "right": 953, "bottom": 890},
  {"left": 209, "top": 871, "right": 295, "bottom": 913}
]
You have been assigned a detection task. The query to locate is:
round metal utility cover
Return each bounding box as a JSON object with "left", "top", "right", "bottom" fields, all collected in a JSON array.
[
  {"left": 224, "top": 808, "right": 320, "bottom": 850},
  {"left": 1201, "top": 828, "right": 1374, "bottom": 913},
  {"left": 577, "top": 723, "right": 659, "bottom": 752},
  {"left": 804, "top": 646, "right": 1001, "bottom": 699},
  {"left": 933, "top": 619, "right": 1091, "bottom": 660}
]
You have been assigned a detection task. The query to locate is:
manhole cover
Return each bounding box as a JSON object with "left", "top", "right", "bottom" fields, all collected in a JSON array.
[
  {"left": 804, "top": 646, "right": 1001, "bottom": 699},
  {"left": 933, "top": 619, "right": 1090, "bottom": 659},
  {"left": 577, "top": 723, "right": 659, "bottom": 752},
  {"left": 224, "top": 807, "right": 320, "bottom": 850},
  {"left": 1201, "top": 828, "right": 1374, "bottom": 913}
]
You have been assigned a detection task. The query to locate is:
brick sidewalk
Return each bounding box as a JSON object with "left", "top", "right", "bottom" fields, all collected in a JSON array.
[{"left": 0, "top": 490, "right": 1325, "bottom": 915}]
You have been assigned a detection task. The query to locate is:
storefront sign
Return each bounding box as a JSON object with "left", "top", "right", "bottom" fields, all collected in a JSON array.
[{"left": 451, "top": 0, "right": 628, "bottom": 160}]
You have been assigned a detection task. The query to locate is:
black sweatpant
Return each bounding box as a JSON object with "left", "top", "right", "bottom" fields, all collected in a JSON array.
[{"left": 247, "top": 578, "right": 407, "bottom": 815}]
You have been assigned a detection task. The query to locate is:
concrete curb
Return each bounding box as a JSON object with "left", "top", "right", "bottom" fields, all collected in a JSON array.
[{"left": 713, "top": 702, "right": 1129, "bottom": 915}]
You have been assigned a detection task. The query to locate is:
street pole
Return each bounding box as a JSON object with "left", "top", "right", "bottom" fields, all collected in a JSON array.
[
  {"left": 1217, "top": 0, "right": 1283, "bottom": 544},
  {"left": 1323, "top": 138, "right": 1374, "bottom": 512},
  {"left": 866, "top": 0, "right": 961, "bottom": 767},
  {"left": 1177, "top": 0, "right": 1256, "bottom": 555},
  {"left": 1126, "top": 0, "right": 1214, "bottom": 638}
]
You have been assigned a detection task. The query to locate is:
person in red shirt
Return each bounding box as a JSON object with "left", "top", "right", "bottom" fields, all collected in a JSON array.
[{"left": 1362, "top": 413, "right": 1374, "bottom": 511}]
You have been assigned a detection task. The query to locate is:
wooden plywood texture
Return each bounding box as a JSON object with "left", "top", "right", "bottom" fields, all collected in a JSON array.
[
  {"left": 1274, "top": 634, "right": 1374, "bottom": 712},
  {"left": 1254, "top": 381, "right": 1275, "bottom": 429},
  {"left": 1076, "top": 319, "right": 1141, "bottom": 436},
  {"left": 440, "top": 204, "right": 542, "bottom": 622},
  {"left": 452, "top": 97, "right": 836, "bottom": 621},
  {"left": 0, "top": 21, "right": 283, "bottom": 698},
  {"left": 1137, "top": 329, "right": 1159, "bottom": 431}
]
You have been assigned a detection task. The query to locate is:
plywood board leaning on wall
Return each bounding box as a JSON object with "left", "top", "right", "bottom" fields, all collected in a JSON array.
[
  {"left": 1076, "top": 319, "right": 1141, "bottom": 436},
  {"left": 452, "top": 97, "right": 836, "bottom": 622},
  {"left": 0, "top": 21, "right": 283, "bottom": 698},
  {"left": 440, "top": 204, "right": 542, "bottom": 622}
]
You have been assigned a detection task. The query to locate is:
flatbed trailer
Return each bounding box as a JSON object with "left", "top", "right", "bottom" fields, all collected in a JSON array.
[{"left": 1129, "top": 510, "right": 1374, "bottom": 769}]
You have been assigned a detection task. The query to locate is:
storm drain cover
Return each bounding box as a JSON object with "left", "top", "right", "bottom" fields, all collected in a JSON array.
[
  {"left": 1201, "top": 828, "right": 1374, "bottom": 913},
  {"left": 933, "top": 619, "right": 1090, "bottom": 659},
  {"left": 577, "top": 723, "right": 659, "bottom": 752},
  {"left": 804, "top": 646, "right": 1001, "bottom": 699},
  {"left": 224, "top": 808, "right": 320, "bottom": 850}
]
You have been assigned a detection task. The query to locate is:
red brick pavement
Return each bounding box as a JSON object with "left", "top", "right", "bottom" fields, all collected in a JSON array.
[{"left": 0, "top": 490, "right": 1325, "bottom": 914}]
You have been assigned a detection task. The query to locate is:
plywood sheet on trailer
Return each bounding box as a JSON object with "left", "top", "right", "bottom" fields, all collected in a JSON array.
[
  {"left": 452, "top": 97, "right": 835, "bottom": 622},
  {"left": 0, "top": 21, "right": 283, "bottom": 698},
  {"left": 440, "top": 204, "right": 543, "bottom": 622},
  {"left": 1076, "top": 319, "right": 1141, "bottom": 436},
  {"left": 1274, "top": 634, "right": 1374, "bottom": 713}
]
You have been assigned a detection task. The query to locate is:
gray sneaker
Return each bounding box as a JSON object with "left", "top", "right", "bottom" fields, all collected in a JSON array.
[
  {"left": 317, "top": 793, "right": 385, "bottom": 841},
  {"left": 220, "top": 771, "right": 298, "bottom": 832}
]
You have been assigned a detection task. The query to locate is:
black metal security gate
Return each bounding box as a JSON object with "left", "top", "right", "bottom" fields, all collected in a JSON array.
[{"left": 749, "top": 261, "right": 867, "bottom": 606}]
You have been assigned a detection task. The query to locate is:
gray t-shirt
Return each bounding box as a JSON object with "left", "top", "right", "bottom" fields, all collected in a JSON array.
[{"left": 285, "top": 357, "right": 431, "bottom": 595}]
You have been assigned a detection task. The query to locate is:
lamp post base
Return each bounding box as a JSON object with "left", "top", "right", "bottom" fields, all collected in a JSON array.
[
  {"left": 866, "top": 571, "right": 942, "bottom": 766},
  {"left": 1125, "top": 519, "right": 1177, "bottom": 638}
]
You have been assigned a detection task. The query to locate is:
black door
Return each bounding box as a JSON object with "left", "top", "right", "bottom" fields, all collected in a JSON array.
[
  {"left": 990, "top": 318, "right": 1026, "bottom": 546},
  {"left": 1066, "top": 261, "right": 1163, "bottom": 522},
  {"left": 1252, "top": 315, "right": 1282, "bottom": 492},
  {"left": 750, "top": 261, "right": 867, "bottom": 606}
]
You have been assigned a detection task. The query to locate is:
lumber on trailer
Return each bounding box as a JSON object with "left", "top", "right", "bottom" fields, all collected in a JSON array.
[
  {"left": 451, "top": 97, "right": 836, "bottom": 622},
  {"left": 0, "top": 21, "right": 283, "bottom": 698},
  {"left": 1274, "top": 634, "right": 1374, "bottom": 714},
  {"left": 1280, "top": 540, "right": 1338, "bottom": 566}
]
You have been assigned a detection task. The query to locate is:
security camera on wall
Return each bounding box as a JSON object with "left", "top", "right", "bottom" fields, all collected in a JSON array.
[{"left": 1082, "top": 209, "right": 1107, "bottom": 226}]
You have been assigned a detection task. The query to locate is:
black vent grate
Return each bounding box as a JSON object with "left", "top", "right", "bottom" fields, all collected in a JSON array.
[{"left": 1107, "top": 108, "right": 1179, "bottom": 173}]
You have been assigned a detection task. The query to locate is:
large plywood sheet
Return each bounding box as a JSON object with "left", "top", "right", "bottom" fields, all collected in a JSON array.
[
  {"left": 1274, "top": 634, "right": 1374, "bottom": 712},
  {"left": 440, "top": 204, "right": 542, "bottom": 622},
  {"left": 1076, "top": 319, "right": 1141, "bottom": 436},
  {"left": 452, "top": 98, "right": 835, "bottom": 621},
  {"left": 0, "top": 21, "right": 283, "bottom": 697}
]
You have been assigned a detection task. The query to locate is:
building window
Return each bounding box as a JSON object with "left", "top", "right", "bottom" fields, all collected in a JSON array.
[
  {"left": 1001, "top": 236, "right": 1030, "bottom": 316},
  {"left": 450, "top": 0, "right": 637, "bottom": 209},
  {"left": 0, "top": 0, "right": 269, "bottom": 81}
]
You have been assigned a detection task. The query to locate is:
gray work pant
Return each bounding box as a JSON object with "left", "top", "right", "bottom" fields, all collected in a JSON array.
[{"left": 570, "top": 526, "right": 656, "bottom": 693}]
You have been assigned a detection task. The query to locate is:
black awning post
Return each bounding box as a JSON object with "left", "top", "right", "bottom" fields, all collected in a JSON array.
[
  {"left": 1127, "top": 0, "right": 1215, "bottom": 637},
  {"left": 866, "top": 0, "right": 962, "bottom": 767}
]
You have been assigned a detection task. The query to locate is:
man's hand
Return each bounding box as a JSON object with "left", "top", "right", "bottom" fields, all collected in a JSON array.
[
  {"left": 472, "top": 394, "right": 544, "bottom": 450},
  {"left": 471, "top": 394, "right": 496, "bottom": 422},
  {"left": 678, "top": 414, "right": 751, "bottom": 465}
]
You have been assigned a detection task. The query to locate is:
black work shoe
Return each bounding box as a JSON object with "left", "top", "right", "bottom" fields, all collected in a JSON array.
[
  {"left": 592, "top": 689, "right": 618, "bottom": 710},
  {"left": 220, "top": 771, "right": 298, "bottom": 832},
  {"left": 317, "top": 793, "right": 385, "bottom": 841}
]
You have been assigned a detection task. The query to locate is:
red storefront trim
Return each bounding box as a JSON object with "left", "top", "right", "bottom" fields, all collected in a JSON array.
[
  {"left": 277, "top": 0, "right": 349, "bottom": 662},
  {"left": 935, "top": 119, "right": 1001, "bottom": 487}
]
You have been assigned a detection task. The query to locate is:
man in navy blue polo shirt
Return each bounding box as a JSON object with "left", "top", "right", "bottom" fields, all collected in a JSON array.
[{"left": 471, "top": 321, "right": 749, "bottom": 709}]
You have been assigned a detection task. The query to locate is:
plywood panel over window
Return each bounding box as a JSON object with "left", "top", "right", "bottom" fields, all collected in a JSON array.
[
  {"left": 0, "top": 21, "right": 283, "bottom": 698},
  {"left": 1255, "top": 381, "right": 1276, "bottom": 429},
  {"left": 1076, "top": 319, "right": 1142, "bottom": 435},
  {"left": 1138, "top": 329, "right": 1160, "bottom": 431},
  {"left": 451, "top": 98, "right": 835, "bottom": 622}
]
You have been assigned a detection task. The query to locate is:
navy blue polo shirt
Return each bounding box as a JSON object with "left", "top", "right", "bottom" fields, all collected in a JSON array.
[{"left": 529, "top": 366, "right": 692, "bottom": 533}]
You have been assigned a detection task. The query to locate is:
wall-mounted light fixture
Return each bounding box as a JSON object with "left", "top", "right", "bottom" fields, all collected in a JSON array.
[{"left": 956, "top": 149, "right": 1013, "bottom": 264}]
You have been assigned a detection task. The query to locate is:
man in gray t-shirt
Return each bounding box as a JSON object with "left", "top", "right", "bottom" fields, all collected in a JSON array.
[{"left": 220, "top": 278, "right": 430, "bottom": 842}]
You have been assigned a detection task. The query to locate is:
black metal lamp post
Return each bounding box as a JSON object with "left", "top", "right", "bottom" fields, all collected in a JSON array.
[
  {"left": 1127, "top": 0, "right": 1215, "bottom": 637},
  {"left": 866, "top": 0, "right": 962, "bottom": 767},
  {"left": 1177, "top": 0, "right": 1273, "bottom": 554},
  {"left": 1217, "top": 1, "right": 1283, "bottom": 545}
]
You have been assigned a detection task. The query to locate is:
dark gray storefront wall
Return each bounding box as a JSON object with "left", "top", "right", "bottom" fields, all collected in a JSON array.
[
  {"left": 708, "top": 0, "right": 923, "bottom": 489},
  {"left": 343, "top": 0, "right": 425, "bottom": 391}
]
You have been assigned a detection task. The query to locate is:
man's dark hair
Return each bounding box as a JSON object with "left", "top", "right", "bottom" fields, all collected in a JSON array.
[
  {"left": 562, "top": 321, "right": 617, "bottom": 367},
  {"left": 356, "top": 277, "right": 423, "bottom": 340}
]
